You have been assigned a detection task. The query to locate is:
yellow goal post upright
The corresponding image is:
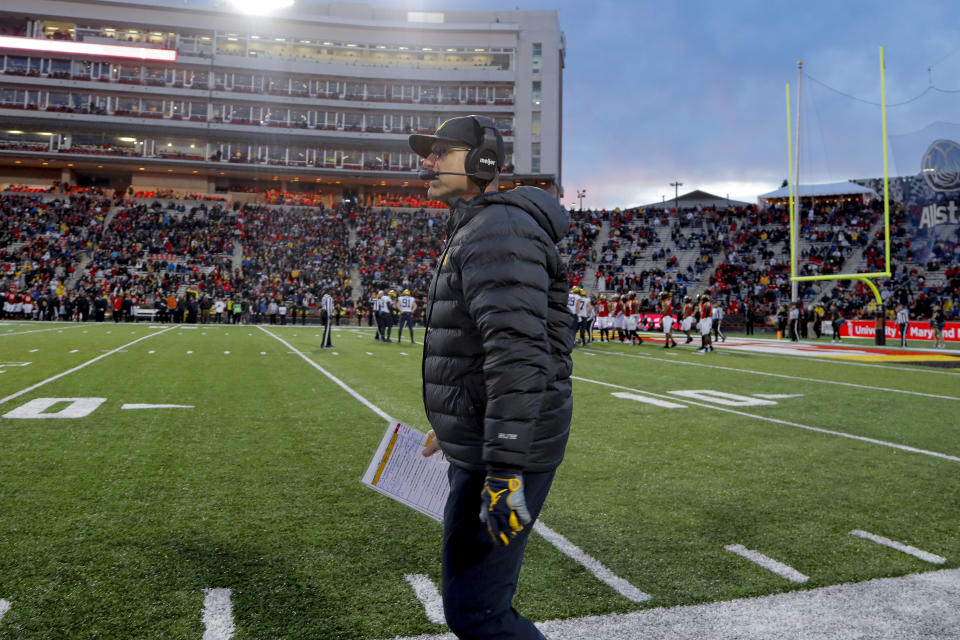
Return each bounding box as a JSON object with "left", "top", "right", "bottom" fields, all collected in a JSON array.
[{"left": 785, "top": 47, "right": 892, "bottom": 344}]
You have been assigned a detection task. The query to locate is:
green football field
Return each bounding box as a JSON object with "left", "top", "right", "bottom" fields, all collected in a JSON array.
[{"left": 0, "top": 321, "right": 958, "bottom": 639}]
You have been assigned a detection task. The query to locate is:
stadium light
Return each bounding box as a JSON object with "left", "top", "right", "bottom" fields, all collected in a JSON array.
[
  {"left": 227, "top": 0, "right": 295, "bottom": 14},
  {"left": 0, "top": 35, "right": 176, "bottom": 61}
]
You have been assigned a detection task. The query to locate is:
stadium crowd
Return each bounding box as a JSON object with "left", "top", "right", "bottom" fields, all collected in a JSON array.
[{"left": 2, "top": 184, "right": 958, "bottom": 337}]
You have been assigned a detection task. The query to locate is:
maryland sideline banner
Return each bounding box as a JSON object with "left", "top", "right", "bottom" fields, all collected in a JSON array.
[{"left": 838, "top": 320, "right": 959, "bottom": 342}]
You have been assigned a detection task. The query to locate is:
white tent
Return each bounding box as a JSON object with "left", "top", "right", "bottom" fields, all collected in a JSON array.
[{"left": 758, "top": 181, "right": 876, "bottom": 202}]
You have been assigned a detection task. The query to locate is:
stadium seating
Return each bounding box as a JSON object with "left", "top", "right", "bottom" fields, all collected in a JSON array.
[{"left": 2, "top": 185, "right": 958, "bottom": 325}]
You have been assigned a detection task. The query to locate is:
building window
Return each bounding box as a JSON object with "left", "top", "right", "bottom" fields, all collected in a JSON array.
[
  {"left": 532, "top": 112, "right": 541, "bottom": 137},
  {"left": 531, "top": 142, "right": 541, "bottom": 173},
  {"left": 532, "top": 42, "right": 542, "bottom": 73},
  {"left": 532, "top": 81, "right": 541, "bottom": 106}
]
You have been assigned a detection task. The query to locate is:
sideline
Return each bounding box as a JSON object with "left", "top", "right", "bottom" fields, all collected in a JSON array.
[
  {"left": 0, "top": 327, "right": 174, "bottom": 406},
  {"left": 583, "top": 348, "right": 960, "bottom": 402},
  {"left": 386, "top": 568, "right": 960, "bottom": 640},
  {"left": 635, "top": 333, "right": 960, "bottom": 376},
  {"left": 572, "top": 375, "right": 960, "bottom": 464}
]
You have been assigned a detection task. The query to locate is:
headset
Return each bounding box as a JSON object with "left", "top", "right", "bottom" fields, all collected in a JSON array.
[{"left": 417, "top": 115, "right": 504, "bottom": 188}]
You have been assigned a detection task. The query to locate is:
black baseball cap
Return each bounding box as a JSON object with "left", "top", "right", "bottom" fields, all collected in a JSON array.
[{"left": 408, "top": 115, "right": 502, "bottom": 161}]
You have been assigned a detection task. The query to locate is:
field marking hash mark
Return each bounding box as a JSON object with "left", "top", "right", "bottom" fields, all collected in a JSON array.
[
  {"left": 202, "top": 588, "right": 235, "bottom": 640},
  {"left": 850, "top": 530, "right": 947, "bottom": 564},
  {"left": 404, "top": 574, "right": 446, "bottom": 625},
  {"left": 724, "top": 544, "right": 809, "bottom": 583}
]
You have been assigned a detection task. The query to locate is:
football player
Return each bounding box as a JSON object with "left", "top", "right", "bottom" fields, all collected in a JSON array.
[
  {"left": 624, "top": 292, "right": 641, "bottom": 345},
  {"left": 596, "top": 294, "right": 611, "bottom": 343},
  {"left": 697, "top": 294, "right": 714, "bottom": 353},
  {"left": 681, "top": 295, "right": 695, "bottom": 344},
  {"left": 397, "top": 289, "right": 417, "bottom": 344},
  {"left": 381, "top": 290, "right": 397, "bottom": 342},
  {"left": 660, "top": 291, "right": 677, "bottom": 348},
  {"left": 613, "top": 294, "right": 625, "bottom": 342},
  {"left": 567, "top": 286, "right": 580, "bottom": 342},
  {"left": 576, "top": 287, "right": 591, "bottom": 346}
]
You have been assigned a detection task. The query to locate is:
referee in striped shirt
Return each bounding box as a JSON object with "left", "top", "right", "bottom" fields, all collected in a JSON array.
[
  {"left": 321, "top": 289, "right": 335, "bottom": 349},
  {"left": 896, "top": 304, "right": 909, "bottom": 348}
]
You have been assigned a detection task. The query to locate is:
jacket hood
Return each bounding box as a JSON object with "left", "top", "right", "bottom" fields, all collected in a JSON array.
[{"left": 469, "top": 186, "right": 569, "bottom": 243}]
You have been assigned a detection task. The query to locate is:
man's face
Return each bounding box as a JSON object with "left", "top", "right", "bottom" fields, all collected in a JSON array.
[{"left": 422, "top": 141, "right": 473, "bottom": 204}]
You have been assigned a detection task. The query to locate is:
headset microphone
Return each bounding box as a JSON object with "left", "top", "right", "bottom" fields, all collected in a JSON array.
[{"left": 418, "top": 168, "right": 471, "bottom": 180}]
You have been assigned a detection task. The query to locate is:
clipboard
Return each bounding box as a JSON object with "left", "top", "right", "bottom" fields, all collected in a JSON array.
[{"left": 361, "top": 421, "right": 450, "bottom": 522}]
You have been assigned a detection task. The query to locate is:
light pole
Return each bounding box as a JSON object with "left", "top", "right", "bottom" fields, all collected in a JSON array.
[
  {"left": 577, "top": 189, "right": 586, "bottom": 211},
  {"left": 670, "top": 181, "right": 682, "bottom": 214}
]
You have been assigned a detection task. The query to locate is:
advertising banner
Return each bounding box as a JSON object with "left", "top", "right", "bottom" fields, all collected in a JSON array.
[
  {"left": 873, "top": 137, "right": 960, "bottom": 266},
  {"left": 838, "top": 320, "right": 959, "bottom": 342}
]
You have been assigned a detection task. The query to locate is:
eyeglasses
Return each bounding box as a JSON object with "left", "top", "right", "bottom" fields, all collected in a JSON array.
[{"left": 429, "top": 143, "right": 470, "bottom": 160}]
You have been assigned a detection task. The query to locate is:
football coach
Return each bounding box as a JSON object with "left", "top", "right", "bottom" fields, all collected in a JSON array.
[{"left": 413, "top": 115, "right": 574, "bottom": 639}]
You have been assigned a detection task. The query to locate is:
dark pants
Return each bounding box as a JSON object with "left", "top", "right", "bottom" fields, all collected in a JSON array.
[
  {"left": 321, "top": 311, "right": 333, "bottom": 348},
  {"left": 379, "top": 312, "right": 393, "bottom": 341},
  {"left": 712, "top": 319, "right": 724, "bottom": 341},
  {"left": 398, "top": 313, "right": 415, "bottom": 342},
  {"left": 442, "top": 464, "right": 555, "bottom": 640}
]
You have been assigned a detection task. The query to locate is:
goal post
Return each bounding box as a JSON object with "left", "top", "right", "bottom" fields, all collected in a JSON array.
[{"left": 786, "top": 46, "right": 892, "bottom": 344}]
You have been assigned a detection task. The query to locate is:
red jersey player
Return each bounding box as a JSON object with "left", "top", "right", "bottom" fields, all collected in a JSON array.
[{"left": 660, "top": 292, "right": 677, "bottom": 348}]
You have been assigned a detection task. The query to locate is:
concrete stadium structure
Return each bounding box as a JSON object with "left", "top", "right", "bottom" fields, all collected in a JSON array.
[{"left": 0, "top": 0, "right": 564, "bottom": 204}]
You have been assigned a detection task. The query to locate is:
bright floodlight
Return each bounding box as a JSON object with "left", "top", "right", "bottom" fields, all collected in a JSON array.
[{"left": 227, "top": 0, "right": 294, "bottom": 14}]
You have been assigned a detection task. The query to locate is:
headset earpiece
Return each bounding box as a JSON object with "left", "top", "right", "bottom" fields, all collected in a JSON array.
[{"left": 465, "top": 115, "right": 504, "bottom": 186}]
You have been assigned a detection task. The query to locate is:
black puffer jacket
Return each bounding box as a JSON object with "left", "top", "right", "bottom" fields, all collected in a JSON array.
[{"left": 422, "top": 186, "right": 574, "bottom": 472}]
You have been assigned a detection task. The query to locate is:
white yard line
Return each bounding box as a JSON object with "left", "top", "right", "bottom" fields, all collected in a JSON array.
[
  {"left": 573, "top": 376, "right": 960, "bottom": 464},
  {"left": 259, "top": 326, "right": 393, "bottom": 422},
  {"left": 0, "top": 599, "right": 9, "bottom": 621},
  {"left": 850, "top": 530, "right": 947, "bottom": 565},
  {"left": 583, "top": 349, "right": 960, "bottom": 402},
  {"left": 120, "top": 404, "right": 194, "bottom": 410},
  {"left": 611, "top": 392, "right": 687, "bottom": 409},
  {"left": 201, "top": 588, "right": 235, "bottom": 640},
  {"left": 534, "top": 522, "right": 652, "bottom": 603},
  {"left": 0, "top": 327, "right": 174, "bottom": 407},
  {"left": 724, "top": 544, "right": 809, "bottom": 583},
  {"left": 0, "top": 324, "right": 86, "bottom": 338},
  {"left": 387, "top": 568, "right": 960, "bottom": 640},
  {"left": 403, "top": 574, "right": 446, "bottom": 625},
  {"left": 262, "top": 328, "right": 650, "bottom": 603}
]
